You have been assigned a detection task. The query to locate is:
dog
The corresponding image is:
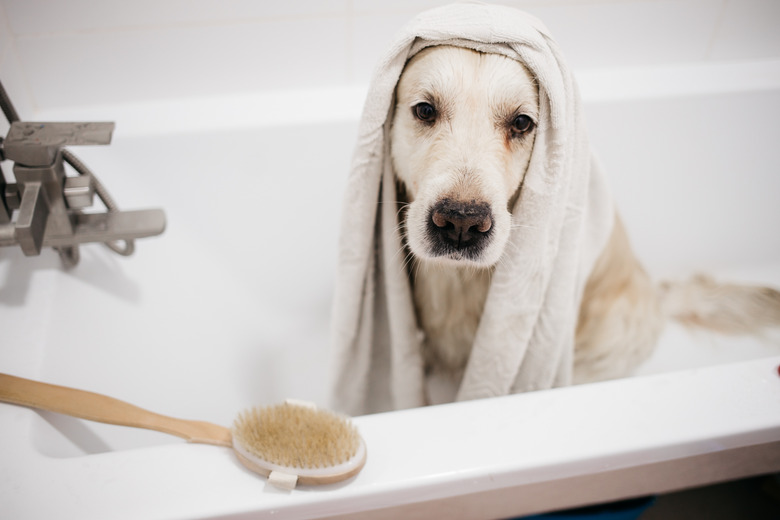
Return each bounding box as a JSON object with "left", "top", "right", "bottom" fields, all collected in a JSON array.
[{"left": 389, "top": 45, "right": 780, "bottom": 388}]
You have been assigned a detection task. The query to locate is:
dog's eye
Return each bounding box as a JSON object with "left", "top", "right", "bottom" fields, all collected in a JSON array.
[
  {"left": 413, "top": 102, "right": 437, "bottom": 123},
  {"left": 510, "top": 114, "right": 534, "bottom": 135}
]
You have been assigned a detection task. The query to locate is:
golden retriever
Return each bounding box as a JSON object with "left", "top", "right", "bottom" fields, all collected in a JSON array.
[{"left": 389, "top": 46, "right": 780, "bottom": 387}]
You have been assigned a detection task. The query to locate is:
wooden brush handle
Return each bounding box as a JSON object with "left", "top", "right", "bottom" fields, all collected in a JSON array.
[{"left": 0, "top": 373, "right": 232, "bottom": 447}]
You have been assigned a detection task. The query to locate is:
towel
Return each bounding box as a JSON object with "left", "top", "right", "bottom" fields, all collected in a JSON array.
[{"left": 330, "top": 2, "right": 614, "bottom": 415}]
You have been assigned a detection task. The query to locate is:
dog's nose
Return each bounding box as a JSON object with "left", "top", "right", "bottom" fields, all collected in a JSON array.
[{"left": 429, "top": 199, "right": 493, "bottom": 250}]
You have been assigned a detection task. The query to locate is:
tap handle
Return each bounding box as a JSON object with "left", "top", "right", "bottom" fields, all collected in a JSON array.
[
  {"left": 4, "top": 122, "right": 114, "bottom": 167},
  {"left": 14, "top": 181, "right": 49, "bottom": 256}
]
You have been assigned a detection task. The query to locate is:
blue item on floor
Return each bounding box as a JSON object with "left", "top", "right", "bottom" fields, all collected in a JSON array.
[{"left": 517, "top": 496, "right": 655, "bottom": 520}]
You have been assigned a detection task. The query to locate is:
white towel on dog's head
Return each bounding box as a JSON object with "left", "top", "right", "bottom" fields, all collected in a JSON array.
[{"left": 330, "top": 2, "right": 614, "bottom": 415}]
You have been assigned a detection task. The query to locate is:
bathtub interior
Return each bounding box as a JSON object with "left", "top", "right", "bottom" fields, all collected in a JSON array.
[
  {"left": 2, "top": 119, "right": 357, "bottom": 456},
  {"left": 585, "top": 87, "right": 780, "bottom": 372},
  {"left": 1, "top": 70, "right": 780, "bottom": 519},
  {"left": 2, "top": 78, "right": 779, "bottom": 457}
]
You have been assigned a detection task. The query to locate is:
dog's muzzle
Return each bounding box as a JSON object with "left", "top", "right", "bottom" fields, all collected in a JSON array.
[{"left": 426, "top": 198, "right": 493, "bottom": 260}]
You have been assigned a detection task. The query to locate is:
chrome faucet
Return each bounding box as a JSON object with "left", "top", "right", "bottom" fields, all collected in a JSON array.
[{"left": 0, "top": 82, "right": 165, "bottom": 266}]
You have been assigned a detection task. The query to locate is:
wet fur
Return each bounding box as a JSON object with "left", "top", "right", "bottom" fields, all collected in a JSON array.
[{"left": 390, "top": 46, "right": 780, "bottom": 388}]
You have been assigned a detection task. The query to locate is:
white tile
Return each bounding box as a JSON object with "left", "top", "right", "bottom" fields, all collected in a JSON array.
[
  {"left": 709, "top": 0, "right": 780, "bottom": 61},
  {"left": 0, "top": 54, "right": 34, "bottom": 136},
  {"left": 350, "top": 0, "right": 628, "bottom": 15},
  {"left": 524, "top": 0, "right": 724, "bottom": 69},
  {"left": 350, "top": 1, "right": 727, "bottom": 81},
  {"left": 350, "top": 12, "right": 412, "bottom": 84},
  {"left": 15, "top": 17, "right": 349, "bottom": 110},
  {"left": 0, "top": 2, "right": 10, "bottom": 64},
  {"left": 0, "top": 3, "right": 35, "bottom": 124},
  {"left": 4, "top": 0, "right": 348, "bottom": 35},
  {"left": 352, "top": 0, "right": 450, "bottom": 15}
]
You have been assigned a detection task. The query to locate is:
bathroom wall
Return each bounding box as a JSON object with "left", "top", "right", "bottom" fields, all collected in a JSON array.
[{"left": 1, "top": 0, "right": 779, "bottom": 118}]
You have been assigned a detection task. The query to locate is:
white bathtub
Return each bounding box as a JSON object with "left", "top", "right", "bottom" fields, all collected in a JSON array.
[{"left": 2, "top": 59, "right": 780, "bottom": 519}]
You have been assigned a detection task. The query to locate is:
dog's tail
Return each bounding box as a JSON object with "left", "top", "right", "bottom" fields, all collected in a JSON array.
[{"left": 659, "top": 274, "right": 780, "bottom": 335}]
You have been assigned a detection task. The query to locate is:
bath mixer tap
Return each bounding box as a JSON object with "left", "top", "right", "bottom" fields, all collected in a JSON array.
[{"left": 0, "top": 92, "right": 165, "bottom": 266}]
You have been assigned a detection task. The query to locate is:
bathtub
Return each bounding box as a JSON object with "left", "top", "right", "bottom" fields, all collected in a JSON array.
[{"left": 2, "top": 59, "right": 780, "bottom": 519}]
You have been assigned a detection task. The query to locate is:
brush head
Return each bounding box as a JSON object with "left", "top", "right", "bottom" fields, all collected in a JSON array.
[{"left": 231, "top": 401, "right": 366, "bottom": 486}]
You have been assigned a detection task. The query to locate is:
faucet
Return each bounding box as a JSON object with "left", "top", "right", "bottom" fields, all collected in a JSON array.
[{"left": 0, "top": 82, "right": 165, "bottom": 267}]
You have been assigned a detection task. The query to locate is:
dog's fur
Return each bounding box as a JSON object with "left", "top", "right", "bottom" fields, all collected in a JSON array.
[{"left": 390, "top": 46, "right": 780, "bottom": 388}]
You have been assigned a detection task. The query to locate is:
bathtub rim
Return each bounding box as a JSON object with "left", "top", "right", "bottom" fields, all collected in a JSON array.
[
  {"left": 16, "top": 58, "right": 780, "bottom": 141},
  {"left": 2, "top": 354, "right": 779, "bottom": 520}
]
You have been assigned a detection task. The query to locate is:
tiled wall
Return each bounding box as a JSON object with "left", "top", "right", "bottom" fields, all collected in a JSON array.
[{"left": 1, "top": 0, "right": 779, "bottom": 116}]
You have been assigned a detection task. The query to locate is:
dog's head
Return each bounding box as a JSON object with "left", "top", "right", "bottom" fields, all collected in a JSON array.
[{"left": 390, "top": 46, "right": 539, "bottom": 268}]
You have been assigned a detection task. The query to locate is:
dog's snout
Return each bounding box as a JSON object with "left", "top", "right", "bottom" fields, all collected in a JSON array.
[{"left": 428, "top": 199, "right": 493, "bottom": 256}]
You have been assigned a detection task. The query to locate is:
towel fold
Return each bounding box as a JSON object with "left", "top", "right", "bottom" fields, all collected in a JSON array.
[{"left": 330, "top": 2, "right": 614, "bottom": 415}]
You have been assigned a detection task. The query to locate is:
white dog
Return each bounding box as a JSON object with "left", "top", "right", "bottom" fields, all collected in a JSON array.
[{"left": 390, "top": 46, "right": 780, "bottom": 385}]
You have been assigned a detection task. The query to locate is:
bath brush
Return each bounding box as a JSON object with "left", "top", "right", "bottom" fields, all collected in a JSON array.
[{"left": 0, "top": 373, "right": 366, "bottom": 488}]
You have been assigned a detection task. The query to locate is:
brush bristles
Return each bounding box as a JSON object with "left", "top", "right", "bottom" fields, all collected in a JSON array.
[{"left": 232, "top": 402, "right": 361, "bottom": 470}]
